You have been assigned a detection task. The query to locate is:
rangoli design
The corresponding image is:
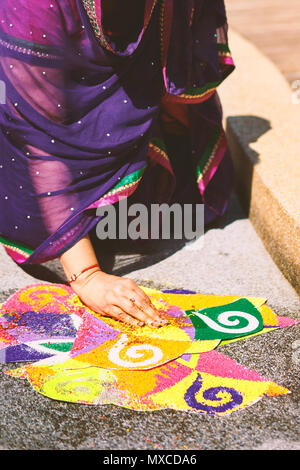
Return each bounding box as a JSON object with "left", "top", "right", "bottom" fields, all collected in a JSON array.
[{"left": 0, "top": 284, "right": 298, "bottom": 415}]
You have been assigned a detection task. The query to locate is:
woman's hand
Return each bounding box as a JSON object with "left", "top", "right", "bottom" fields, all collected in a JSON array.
[
  {"left": 60, "top": 233, "right": 166, "bottom": 327},
  {"left": 71, "top": 269, "right": 167, "bottom": 328}
]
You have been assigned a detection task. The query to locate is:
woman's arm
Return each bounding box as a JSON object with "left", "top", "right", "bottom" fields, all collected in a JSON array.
[{"left": 60, "top": 234, "right": 167, "bottom": 327}]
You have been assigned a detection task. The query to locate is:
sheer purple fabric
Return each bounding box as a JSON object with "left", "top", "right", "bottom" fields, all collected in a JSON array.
[{"left": 0, "top": 0, "right": 235, "bottom": 264}]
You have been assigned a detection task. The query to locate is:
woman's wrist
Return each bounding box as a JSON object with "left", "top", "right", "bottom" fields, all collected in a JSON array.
[
  {"left": 69, "top": 266, "right": 103, "bottom": 292},
  {"left": 59, "top": 234, "right": 101, "bottom": 286},
  {"left": 67, "top": 263, "right": 100, "bottom": 284}
]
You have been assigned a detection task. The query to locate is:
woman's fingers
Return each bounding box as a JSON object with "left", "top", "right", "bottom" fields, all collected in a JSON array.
[
  {"left": 74, "top": 272, "right": 168, "bottom": 327},
  {"left": 115, "top": 296, "right": 160, "bottom": 327},
  {"left": 115, "top": 279, "right": 168, "bottom": 326},
  {"left": 102, "top": 305, "right": 144, "bottom": 327},
  {"left": 131, "top": 292, "right": 168, "bottom": 325}
]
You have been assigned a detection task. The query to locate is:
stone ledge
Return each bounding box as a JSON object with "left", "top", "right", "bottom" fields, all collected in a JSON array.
[{"left": 218, "top": 29, "right": 300, "bottom": 295}]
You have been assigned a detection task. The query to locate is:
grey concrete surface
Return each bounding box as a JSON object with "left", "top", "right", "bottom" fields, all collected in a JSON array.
[{"left": 0, "top": 192, "right": 299, "bottom": 450}]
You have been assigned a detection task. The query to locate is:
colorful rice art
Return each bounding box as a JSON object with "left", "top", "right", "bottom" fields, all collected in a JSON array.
[{"left": 1, "top": 284, "right": 298, "bottom": 416}]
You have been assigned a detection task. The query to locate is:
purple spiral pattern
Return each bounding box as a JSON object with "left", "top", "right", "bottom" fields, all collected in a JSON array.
[{"left": 184, "top": 373, "right": 243, "bottom": 414}]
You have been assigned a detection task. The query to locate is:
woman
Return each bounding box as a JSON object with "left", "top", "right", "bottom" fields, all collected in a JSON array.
[{"left": 0, "top": 0, "right": 235, "bottom": 327}]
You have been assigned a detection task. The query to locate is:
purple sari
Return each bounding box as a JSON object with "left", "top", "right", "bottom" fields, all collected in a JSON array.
[{"left": 0, "top": 0, "right": 235, "bottom": 264}]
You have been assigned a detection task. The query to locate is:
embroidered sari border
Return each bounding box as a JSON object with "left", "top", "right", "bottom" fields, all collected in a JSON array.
[
  {"left": 163, "top": 42, "right": 235, "bottom": 103},
  {"left": 0, "top": 235, "right": 33, "bottom": 262},
  {"left": 196, "top": 126, "right": 227, "bottom": 191},
  {"left": 82, "top": 0, "right": 158, "bottom": 56},
  {"left": 87, "top": 166, "right": 147, "bottom": 209},
  {"left": 148, "top": 137, "right": 174, "bottom": 174},
  {"left": 0, "top": 33, "right": 61, "bottom": 59}
]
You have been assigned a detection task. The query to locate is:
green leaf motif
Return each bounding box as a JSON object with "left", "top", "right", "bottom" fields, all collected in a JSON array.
[{"left": 185, "top": 298, "right": 264, "bottom": 341}]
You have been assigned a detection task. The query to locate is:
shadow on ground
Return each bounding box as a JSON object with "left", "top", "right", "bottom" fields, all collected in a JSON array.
[{"left": 225, "top": 115, "right": 271, "bottom": 217}]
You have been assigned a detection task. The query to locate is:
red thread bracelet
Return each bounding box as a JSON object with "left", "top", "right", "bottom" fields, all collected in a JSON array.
[{"left": 67, "top": 264, "right": 100, "bottom": 284}]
